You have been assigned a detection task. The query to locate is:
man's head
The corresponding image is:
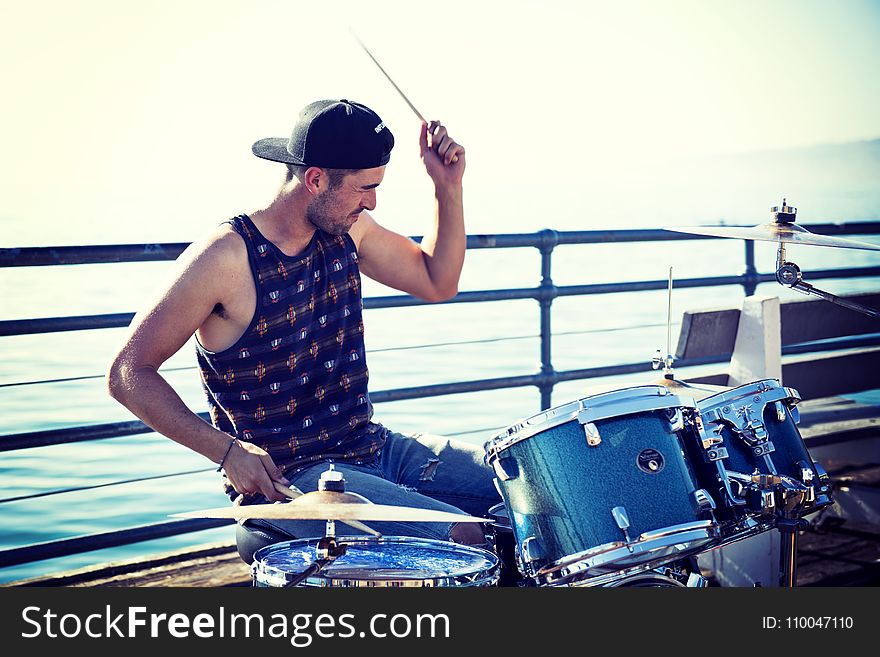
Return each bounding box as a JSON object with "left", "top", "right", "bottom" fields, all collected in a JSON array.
[
  {"left": 252, "top": 99, "right": 394, "bottom": 169},
  {"left": 253, "top": 100, "right": 393, "bottom": 235}
]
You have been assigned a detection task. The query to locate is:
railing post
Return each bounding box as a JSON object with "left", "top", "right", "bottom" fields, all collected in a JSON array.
[
  {"left": 742, "top": 240, "right": 758, "bottom": 296},
  {"left": 538, "top": 229, "right": 559, "bottom": 410}
]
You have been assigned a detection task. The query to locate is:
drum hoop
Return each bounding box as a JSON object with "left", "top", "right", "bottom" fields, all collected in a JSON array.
[
  {"left": 697, "top": 378, "right": 800, "bottom": 410},
  {"left": 486, "top": 386, "right": 696, "bottom": 456},
  {"left": 251, "top": 536, "right": 500, "bottom": 588},
  {"left": 534, "top": 521, "right": 719, "bottom": 586}
]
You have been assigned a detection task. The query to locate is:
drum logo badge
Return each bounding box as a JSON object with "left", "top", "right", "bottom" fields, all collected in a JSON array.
[{"left": 637, "top": 448, "right": 665, "bottom": 474}]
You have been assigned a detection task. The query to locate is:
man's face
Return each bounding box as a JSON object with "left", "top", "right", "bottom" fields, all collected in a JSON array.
[{"left": 306, "top": 167, "right": 385, "bottom": 235}]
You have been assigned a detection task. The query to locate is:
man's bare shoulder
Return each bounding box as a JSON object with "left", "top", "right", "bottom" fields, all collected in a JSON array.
[{"left": 178, "top": 222, "right": 249, "bottom": 273}]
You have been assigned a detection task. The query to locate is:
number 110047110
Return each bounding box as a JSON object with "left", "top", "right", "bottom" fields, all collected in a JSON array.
[{"left": 763, "top": 617, "right": 854, "bottom": 630}]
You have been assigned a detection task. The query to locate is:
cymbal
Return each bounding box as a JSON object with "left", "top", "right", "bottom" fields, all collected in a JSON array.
[
  {"left": 667, "top": 223, "right": 880, "bottom": 251},
  {"left": 172, "top": 489, "right": 490, "bottom": 523},
  {"left": 583, "top": 378, "right": 727, "bottom": 401},
  {"left": 653, "top": 376, "right": 728, "bottom": 401}
]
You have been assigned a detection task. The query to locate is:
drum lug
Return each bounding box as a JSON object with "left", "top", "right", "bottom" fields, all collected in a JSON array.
[
  {"left": 491, "top": 456, "right": 518, "bottom": 482},
  {"left": 521, "top": 536, "right": 545, "bottom": 564},
  {"left": 611, "top": 506, "right": 634, "bottom": 548},
  {"left": 583, "top": 421, "right": 602, "bottom": 447},
  {"left": 686, "top": 572, "right": 709, "bottom": 587},
  {"left": 666, "top": 407, "right": 685, "bottom": 433},
  {"left": 761, "top": 489, "right": 776, "bottom": 512},
  {"left": 694, "top": 489, "right": 717, "bottom": 511},
  {"left": 796, "top": 460, "right": 816, "bottom": 503},
  {"left": 774, "top": 401, "right": 787, "bottom": 422}
]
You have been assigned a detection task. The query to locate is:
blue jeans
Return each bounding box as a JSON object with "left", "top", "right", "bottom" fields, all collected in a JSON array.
[{"left": 249, "top": 424, "right": 501, "bottom": 542}]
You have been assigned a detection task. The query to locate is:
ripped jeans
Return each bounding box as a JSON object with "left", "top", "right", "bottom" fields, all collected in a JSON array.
[{"left": 249, "top": 424, "right": 502, "bottom": 542}]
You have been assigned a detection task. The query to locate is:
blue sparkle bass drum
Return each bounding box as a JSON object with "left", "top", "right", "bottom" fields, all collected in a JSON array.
[{"left": 484, "top": 385, "right": 721, "bottom": 586}]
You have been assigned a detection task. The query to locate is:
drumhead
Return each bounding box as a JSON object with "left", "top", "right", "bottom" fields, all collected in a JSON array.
[
  {"left": 486, "top": 385, "right": 695, "bottom": 455},
  {"left": 252, "top": 536, "right": 499, "bottom": 587}
]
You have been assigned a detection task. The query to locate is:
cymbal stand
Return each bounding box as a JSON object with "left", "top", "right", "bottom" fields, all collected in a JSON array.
[
  {"left": 283, "top": 526, "right": 348, "bottom": 588},
  {"left": 283, "top": 465, "right": 350, "bottom": 587},
  {"left": 652, "top": 267, "right": 677, "bottom": 378},
  {"left": 745, "top": 473, "right": 810, "bottom": 587},
  {"left": 768, "top": 197, "right": 879, "bottom": 319}
]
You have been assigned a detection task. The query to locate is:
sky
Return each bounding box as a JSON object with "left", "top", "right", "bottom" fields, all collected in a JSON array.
[{"left": 1, "top": 0, "right": 879, "bottom": 244}]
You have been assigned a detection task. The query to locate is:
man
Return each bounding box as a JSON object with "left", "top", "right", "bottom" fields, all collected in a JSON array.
[{"left": 107, "top": 99, "right": 500, "bottom": 562}]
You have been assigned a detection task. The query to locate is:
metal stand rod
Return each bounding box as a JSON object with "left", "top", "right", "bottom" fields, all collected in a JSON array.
[{"left": 777, "top": 519, "right": 800, "bottom": 588}]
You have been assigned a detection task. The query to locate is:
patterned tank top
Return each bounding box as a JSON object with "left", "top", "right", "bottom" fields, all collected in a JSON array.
[{"left": 196, "top": 214, "right": 384, "bottom": 475}]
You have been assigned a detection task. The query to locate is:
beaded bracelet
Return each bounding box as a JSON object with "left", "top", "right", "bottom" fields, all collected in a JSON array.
[{"left": 216, "top": 437, "right": 238, "bottom": 472}]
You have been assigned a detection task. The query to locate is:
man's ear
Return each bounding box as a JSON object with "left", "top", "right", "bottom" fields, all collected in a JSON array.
[{"left": 303, "top": 166, "right": 325, "bottom": 194}]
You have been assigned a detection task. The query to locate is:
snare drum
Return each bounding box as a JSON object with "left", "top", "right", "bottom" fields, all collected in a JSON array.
[
  {"left": 687, "top": 379, "right": 833, "bottom": 541},
  {"left": 484, "top": 385, "right": 720, "bottom": 586},
  {"left": 251, "top": 536, "right": 500, "bottom": 587}
]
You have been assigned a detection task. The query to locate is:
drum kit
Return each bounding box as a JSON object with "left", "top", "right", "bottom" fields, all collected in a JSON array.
[{"left": 176, "top": 200, "right": 879, "bottom": 588}]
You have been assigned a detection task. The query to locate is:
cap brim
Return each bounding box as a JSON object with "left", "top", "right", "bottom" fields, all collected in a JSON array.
[{"left": 251, "top": 138, "right": 305, "bottom": 165}]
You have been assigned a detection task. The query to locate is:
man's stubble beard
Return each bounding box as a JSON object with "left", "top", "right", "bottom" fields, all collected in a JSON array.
[{"left": 305, "top": 192, "right": 353, "bottom": 236}]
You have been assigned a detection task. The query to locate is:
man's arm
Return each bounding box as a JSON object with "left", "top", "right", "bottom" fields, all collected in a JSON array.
[
  {"left": 106, "top": 228, "right": 287, "bottom": 501},
  {"left": 354, "top": 121, "right": 466, "bottom": 302}
]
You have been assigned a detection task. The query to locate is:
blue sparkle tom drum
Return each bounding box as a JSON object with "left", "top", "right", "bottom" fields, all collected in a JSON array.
[
  {"left": 686, "top": 379, "right": 833, "bottom": 542},
  {"left": 484, "top": 385, "right": 721, "bottom": 586},
  {"left": 251, "top": 536, "right": 500, "bottom": 587}
]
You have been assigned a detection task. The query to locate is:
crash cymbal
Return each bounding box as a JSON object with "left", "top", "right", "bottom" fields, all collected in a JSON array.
[
  {"left": 172, "top": 489, "right": 490, "bottom": 523},
  {"left": 666, "top": 222, "right": 880, "bottom": 251}
]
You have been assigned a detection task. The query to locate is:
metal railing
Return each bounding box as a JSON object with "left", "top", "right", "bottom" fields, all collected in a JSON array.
[{"left": 2, "top": 222, "right": 879, "bottom": 570}]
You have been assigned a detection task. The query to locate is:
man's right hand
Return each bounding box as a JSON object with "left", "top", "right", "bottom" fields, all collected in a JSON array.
[{"left": 222, "top": 440, "right": 290, "bottom": 502}]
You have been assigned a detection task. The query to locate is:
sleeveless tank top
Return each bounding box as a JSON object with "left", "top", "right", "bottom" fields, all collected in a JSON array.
[{"left": 196, "top": 214, "right": 384, "bottom": 476}]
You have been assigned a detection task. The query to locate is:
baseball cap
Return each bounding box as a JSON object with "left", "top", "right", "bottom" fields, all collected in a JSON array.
[{"left": 252, "top": 99, "right": 394, "bottom": 169}]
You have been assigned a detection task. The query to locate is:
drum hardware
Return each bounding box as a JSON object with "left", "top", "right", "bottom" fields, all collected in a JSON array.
[
  {"left": 611, "top": 506, "right": 634, "bottom": 548},
  {"left": 583, "top": 421, "right": 601, "bottom": 446},
  {"left": 739, "top": 470, "right": 814, "bottom": 588},
  {"left": 667, "top": 199, "right": 880, "bottom": 318},
  {"left": 652, "top": 266, "right": 676, "bottom": 378},
  {"left": 666, "top": 407, "right": 686, "bottom": 433},
  {"left": 521, "top": 536, "right": 545, "bottom": 567},
  {"left": 693, "top": 489, "right": 717, "bottom": 513}
]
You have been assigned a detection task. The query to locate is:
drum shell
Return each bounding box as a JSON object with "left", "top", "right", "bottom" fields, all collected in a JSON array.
[
  {"left": 488, "top": 408, "right": 713, "bottom": 580},
  {"left": 690, "top": 381, "right": 833, "bottom": 529},
  {"left": 252, "top": 536, "right": 500, "bottom": 588}
]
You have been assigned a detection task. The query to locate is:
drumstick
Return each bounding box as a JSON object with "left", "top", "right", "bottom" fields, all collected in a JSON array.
[
  {"left": 350, "top": 29, "right": 459, "bottom": 163},
  {"left": 272, "top": 480, "right": 382, "bottom": 537}
]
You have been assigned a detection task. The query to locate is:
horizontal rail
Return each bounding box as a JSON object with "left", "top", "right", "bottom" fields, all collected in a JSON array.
[
  {"left": 3, "top": 223, "right": 878, "bottom": 267},
  {"left": 3, "top": 266, "right": 880, "bottom": 337},
  {"left": 6, "top": 333, "right": 878, "bottom": 453},
  {"left": 0, "top": 519, "right": 231, "bottom": 569}
]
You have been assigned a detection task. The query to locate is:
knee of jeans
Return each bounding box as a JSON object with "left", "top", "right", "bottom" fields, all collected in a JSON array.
[
  {"left": 419, "top": 457, "right": 441, "bottom": 482},
  {"left": 448, "top": 522, "right": 489, "bottom": 547}
]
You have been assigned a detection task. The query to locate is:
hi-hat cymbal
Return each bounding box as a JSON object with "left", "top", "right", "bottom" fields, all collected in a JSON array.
[
  {"left": 172, "top": 489, "right": 490, "bottom": 523},
  {"left": 667, "top": 223, "right": 880, "bottom": 251}
]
